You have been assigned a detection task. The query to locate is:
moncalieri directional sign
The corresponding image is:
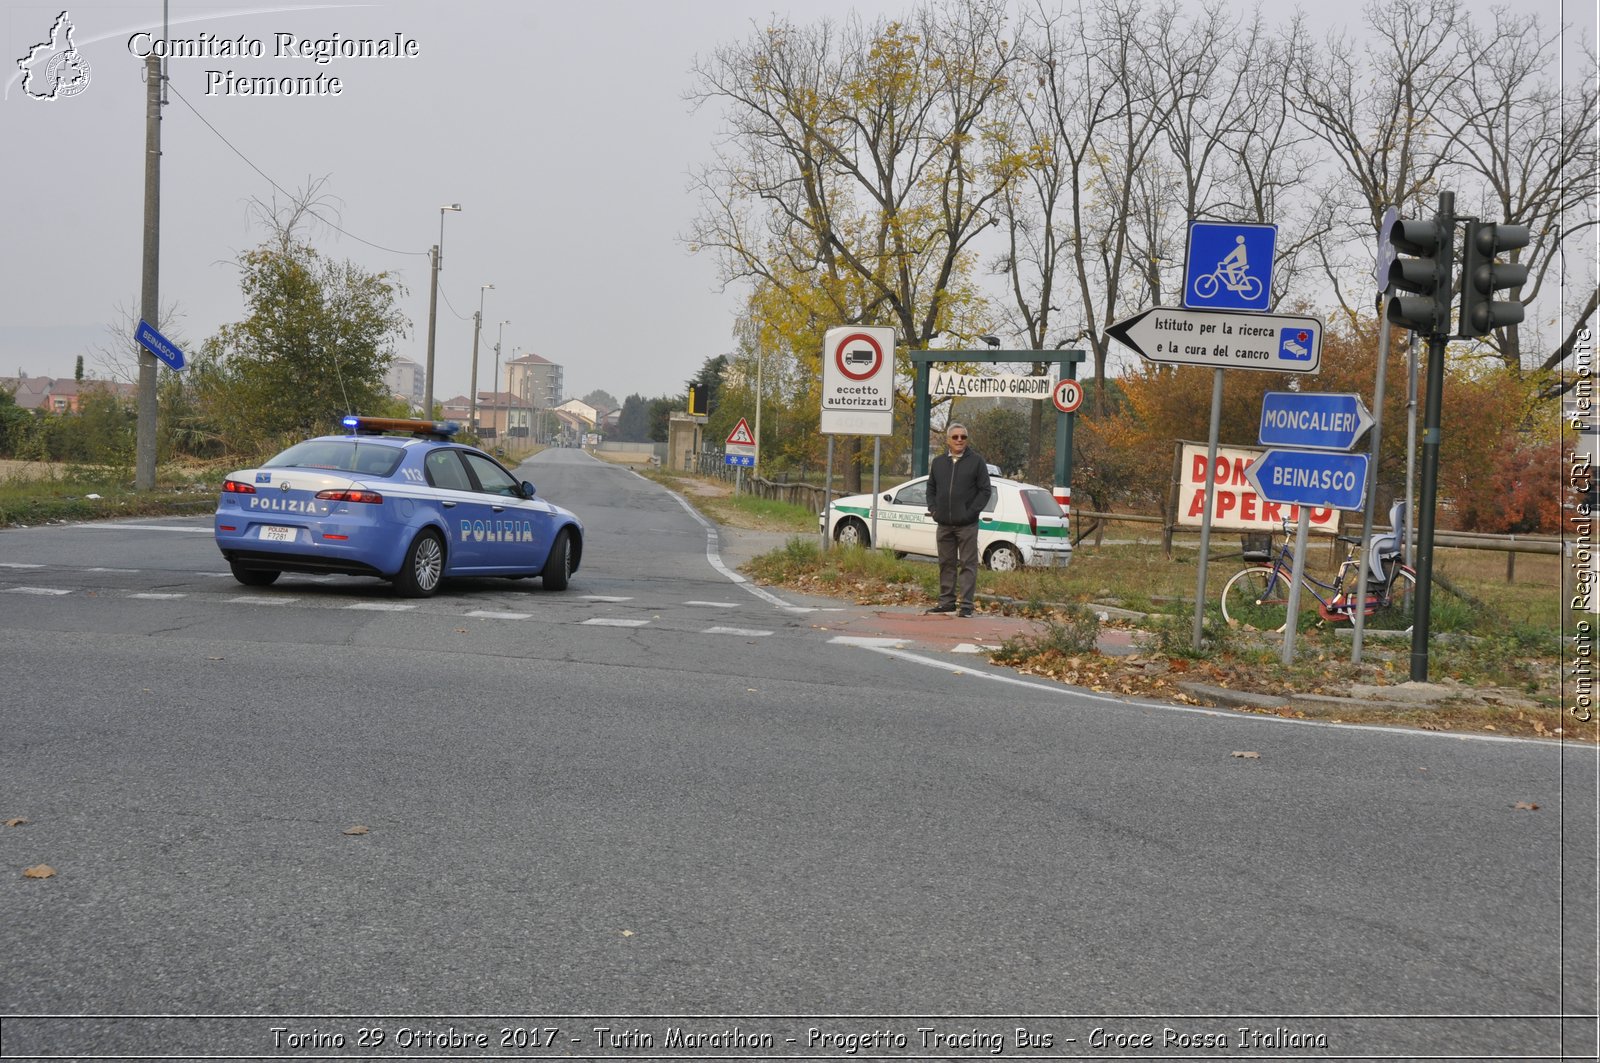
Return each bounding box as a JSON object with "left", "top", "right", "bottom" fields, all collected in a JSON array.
[
  {"left": 135, "top": 319, "right": 185, "bottom": 371},
  {"left": 1107, "top": 307, "right": 1322, "bottom": 374},
  {"left": 1258, "top": 391, "right": 1374, "bottom": 451},
  {"left": 1244, "top": 449, "right": 1370, "bottom": 511}
]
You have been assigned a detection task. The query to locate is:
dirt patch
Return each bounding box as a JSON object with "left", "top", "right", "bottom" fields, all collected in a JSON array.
[{"left": 0, "top": 460, "right": 66, "bottom": 482}]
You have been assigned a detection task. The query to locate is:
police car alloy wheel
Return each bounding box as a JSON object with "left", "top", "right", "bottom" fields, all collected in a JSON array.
[
  {"left": 543, "top": 529, "right": 573, "bottom": 591},
  {"left": 835, "top": 518, "right": 870, "bottom": 547},
  {"left": 396, "top": 530, "right": 445, "bottom": 598}
]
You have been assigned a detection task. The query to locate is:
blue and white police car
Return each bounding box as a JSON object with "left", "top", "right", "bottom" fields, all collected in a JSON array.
[{"left": 214, "top": 416, "right": 583, "bottom": 597}]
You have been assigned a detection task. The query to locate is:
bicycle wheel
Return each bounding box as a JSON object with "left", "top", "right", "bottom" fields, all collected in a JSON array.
[
  {"left": 1240, "top": 275, "right": 1263, "bottom": 301},
  {"left": 1364, "top": 566, "right": 1418, "bottom": 631},
  {"left": 1221, "top": 566, "right": 1307, "bottom": 633},
  {"left": 1194, "top": 271, "right": 1220, "bottom": 300}
]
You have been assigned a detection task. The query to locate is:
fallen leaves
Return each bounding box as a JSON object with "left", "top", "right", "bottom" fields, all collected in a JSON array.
[
  {"left": 342, "top": 825, "right": 370, "bottom": 836},
  {"left": 1231, "top": 751, "right": 1261, "bottom": 759},
  {"left": 1513, "top": 802, "right": 1540, "bottom": 811},
  {"left": 4, "top": 817, "right": 27, "bottom": 828},
  {"left": 22, "top": 865, "right": 55, "bottom": 879}
]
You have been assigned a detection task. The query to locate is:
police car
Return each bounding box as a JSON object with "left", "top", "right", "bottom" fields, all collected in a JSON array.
[
  {"left": 214, "top": 416, "right": 583, "bottom": 597},
  {"left": 821, "top": 475, "right": 1071, "bottom": 570}
]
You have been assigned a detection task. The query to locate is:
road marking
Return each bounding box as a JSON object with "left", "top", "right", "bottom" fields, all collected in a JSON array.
[
  {"left": 0, "top": 562, "right": 45, "bottom": 569},
  {"left": 130, "top": 593, "right": 186, "bottom": 600},
  {"left": 79, "top": 523, "right": 212, "bottom": 533},
  {"left": 345, "top": 602, "right": 417, "bottom": 612},
  {"left": 465, "top": 609, "right": 532, "bottom": 620},
  {"left": 580, "top": 595, "right": 632, "bottom": 602},
  {"left": 951, "top": 643, "right": 1000, "bottom": 654},
  {"left": 196, "top": 572, "right": 232, "bottom": 578},
  {"left": 4, "top": 586, "right": 71, "bottom": 596},
  {"left": 685, "top": 600, "right": 741, "bottom": 608},
  {"left": 827, "top": 635, "right": 907, "bottom": 648},
  {"left": 702, "top": 626, "right": 773, "bottom": 637},
  {"left": 581, "top": 618, "right": 650, "bottom": 627},
  {"left": 86, "top": 567, "right": 140, "bottom": 573},
  {"left": 228, "top": 596, "right": 297, "bottom": 605}
]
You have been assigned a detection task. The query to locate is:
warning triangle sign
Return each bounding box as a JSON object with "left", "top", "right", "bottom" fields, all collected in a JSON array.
[{"left": 726, "top": 418, "right": 756, "bottom": 446}]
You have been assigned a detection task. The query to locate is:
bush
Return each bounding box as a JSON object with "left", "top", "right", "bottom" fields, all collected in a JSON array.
[{"left": 992, "top": 603, "right": 1102, "bottom": 662}]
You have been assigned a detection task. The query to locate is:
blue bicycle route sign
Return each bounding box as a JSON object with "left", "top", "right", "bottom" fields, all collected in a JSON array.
[
  {"left": 1258, "top": 392, "right": 1374, "bottom": 451},
  {"left": 1184, "top": 221, "right": 1277, "bottom": 313},
  {"left": 1244, "top": 449, "right": 1370, "bottom": 511},
  {"left": 135, "top": 319, "right": 186, "bottom": 371}
]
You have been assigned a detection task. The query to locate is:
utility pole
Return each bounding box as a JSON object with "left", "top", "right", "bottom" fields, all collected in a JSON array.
[{"left": 134, "top": 52, "right": 162, "bottom": 490}]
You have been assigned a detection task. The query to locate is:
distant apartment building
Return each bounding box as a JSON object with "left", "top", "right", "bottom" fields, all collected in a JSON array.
[{"left": 386, "top": 357, "right": 424, "bottom": 411}]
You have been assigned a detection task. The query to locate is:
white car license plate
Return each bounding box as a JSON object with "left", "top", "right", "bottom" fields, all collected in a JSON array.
[{"left": 258, "top": 525, "right": 297, "bottom": 543}]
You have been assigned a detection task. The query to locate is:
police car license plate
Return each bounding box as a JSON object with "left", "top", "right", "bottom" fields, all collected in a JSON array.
[{"left": 259, "top": 525, "right": 296, "bottom": 543}]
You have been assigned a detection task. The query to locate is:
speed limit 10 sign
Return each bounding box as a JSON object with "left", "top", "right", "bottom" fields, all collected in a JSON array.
[{"left": 1052, "top": 378, "right": 1084, "bottom": 413}]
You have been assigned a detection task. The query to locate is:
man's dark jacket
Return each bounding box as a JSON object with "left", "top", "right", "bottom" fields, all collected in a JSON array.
[{"left": 926, "top": 449, "right": 993, "bottom": 526}]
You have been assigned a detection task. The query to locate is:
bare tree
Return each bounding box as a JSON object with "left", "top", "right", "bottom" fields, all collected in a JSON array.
[
  {"left": 687, "top": 0, "right": 1020, "bottom": 486},
  {"left": 1443, "top": 11, "right": 1597, "bottom": 385},
  {"left": 1286, "top": 0, "right": 1474, "bottom": 321}
]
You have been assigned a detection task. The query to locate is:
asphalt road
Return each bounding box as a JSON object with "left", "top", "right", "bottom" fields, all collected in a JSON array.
[{"left": 1, "top": 449, "right": 1594, "bottom": 1060}]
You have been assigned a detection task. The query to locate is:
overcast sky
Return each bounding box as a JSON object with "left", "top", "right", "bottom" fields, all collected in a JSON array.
[
  {"left": 3, "top": 0, "right": 1591, "bottom": 408},
  {"left": 2, "top": 0, "right": 915, "bottom": 405}
]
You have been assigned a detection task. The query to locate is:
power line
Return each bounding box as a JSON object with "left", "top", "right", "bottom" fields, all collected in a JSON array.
[{"left": 164, "top": 79, "right": 426, "bottom": 260}]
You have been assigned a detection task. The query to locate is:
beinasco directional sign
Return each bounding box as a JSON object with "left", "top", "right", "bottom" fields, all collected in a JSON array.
[
  {"left": 821, "top": 326, "right": 895, "bottom": 436},
  {"left": 1107, "top": 307, "right": 1322, "bottom": 374},
  {"left": 135, "top": 319, "right": 185, "bottom": 371},
  {"left": 1245, "top": 449, "right": 1370, "bottom": 511}
]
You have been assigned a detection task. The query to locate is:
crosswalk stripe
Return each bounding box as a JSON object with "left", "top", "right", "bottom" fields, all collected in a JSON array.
[
  {"left": 3, "top": 586, "right": 71, "bottom": 596},
  {"left": 582, "top": 618, "right": 650, "bottom": 627},
  {"left": 130, "top": 593, "right": 186, "bottom": 600},
  {"left": 702, "top": 626, "right": 773, "bottom": 637},
  {"left": 345, "top": 602, "right": 417, "bottom": 612},
  {"left": 465, "top": 610, "right": 532, "bottom": 620}
]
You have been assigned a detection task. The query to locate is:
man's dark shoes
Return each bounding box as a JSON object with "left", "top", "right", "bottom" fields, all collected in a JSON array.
[
  {"left": 925, "top": 603, "right": 957, "bottom": 614},
  {"left": 958, "top": 606, "right": 975, "bottom": 617}
]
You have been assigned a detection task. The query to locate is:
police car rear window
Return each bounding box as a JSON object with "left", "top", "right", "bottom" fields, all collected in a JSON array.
[
  {"left": 1023, "top": 489, "right": 1063, "bottom": 516},
  {"left": 265, "top": 440, "right": 405, "bottom": 478}
]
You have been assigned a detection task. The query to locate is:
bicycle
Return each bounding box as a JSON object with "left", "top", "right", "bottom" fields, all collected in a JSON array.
[
  {"left": 1220, "top": 510, "right": 1417, "bottom": 634},
  {"left": 1192, "top": 265, "right": 1263, "bottom": 303}
]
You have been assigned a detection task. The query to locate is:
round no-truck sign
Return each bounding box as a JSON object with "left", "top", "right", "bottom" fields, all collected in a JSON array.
[
  {"left": 833, "top": 332, "right": 886, "bottom": 381},
  {"left": 1052, "top": 378, "right": 1083, "bottom": 413}
]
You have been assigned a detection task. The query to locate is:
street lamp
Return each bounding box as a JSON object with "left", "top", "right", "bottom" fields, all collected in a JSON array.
[
  {"left": 469, "top": 283, "right": 493, "bottom": 432},
  {"left": 422, "top": 202, "right": 462, "bottom": 417},
  {"left": 492, "top": 320, "right": 510, "bottom": 440}
]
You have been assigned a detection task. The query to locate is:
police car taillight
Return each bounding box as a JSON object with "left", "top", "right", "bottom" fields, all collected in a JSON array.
[
  {"left": 222, "top": 480, "right": 256, "bottom": 495},
  {"left": 340, "top": 415, "right": 459, "bottom": 440},
  {"left": 316, "top": 488, "right": 384, "bottom": 504}
]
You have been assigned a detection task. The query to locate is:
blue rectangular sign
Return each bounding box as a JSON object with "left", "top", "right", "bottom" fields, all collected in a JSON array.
[
  {"left": 1259, "top": 392, "right": 1373, "bottom": 451},
  {"left": 1246, "top": 449, "right": 1370, "bottom": 511},
  {"left": 724, "top": 454, "right": 755, "bottom": 467},
  {"left": 135, "top": 320, "right": 185, "bottom": 371},
  {"left": 1184, "top": 221, "right": 1277, "bottom": 312}
]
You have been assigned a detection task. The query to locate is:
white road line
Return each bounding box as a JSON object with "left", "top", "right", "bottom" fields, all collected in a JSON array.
[
  {"left": 195, "top": 572, "right": 232, "bottom": 578},
  {"left": 86, "top": 567, "right": 140, "bottom": 573},
  {"left": 702, "top": 626, "right": 773, "bottom": 637},
  {"left": 228, "top": 596, "right": 297, "bottom": 605},
  {"left": 465, "top": 610, "right": 532, "bottom": 620},
  {"left": 345, "top": 602, "right": 417, "bottom": 612},
  {"left": 581, "top": 618, "right": 650, "bottom": 627},
  {"left": 827, "top": 635, "right": 908, "bottom": 648},
  {"left": 130, "top": 593, "right": 186, "bottom": 600},
  {"left": 846, "top": 643, "right": 1564, "bottom": 747},
  {"left": 79, "top": 524, "right": 212, "bottom": 533},
  {"left": 951, "top": 643, "right": 1000, "bottom": 654},
  {"left": 0, "top": 563, "right": 45, "bottom": 569},
  {"left": 4, "top": 587, "right": 71, "bottom": 596},
  {"left": 685, "top": 600, "right": 741, "bottom": 608},
  {"left": 580, "top": 595, "right": 632, "bottom": 602},
  {"left": 657, "top": 489, "right": 802, "bottom": 611}
]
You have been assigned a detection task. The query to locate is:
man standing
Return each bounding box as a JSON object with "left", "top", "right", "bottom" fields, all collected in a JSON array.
[{"left": 925, "top": 423, "right": 992, "bottom": 617}]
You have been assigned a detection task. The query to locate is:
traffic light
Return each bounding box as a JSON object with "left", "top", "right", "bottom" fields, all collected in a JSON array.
[
  {"left": 1386, "top": 211, "right": 1456, "bottom": 336},
  {"left": 1459, "top": 221, "right": 1530, "bottom": 337},
  {"left": 687, "top": 382, "right": 709, "bottom": 417}
]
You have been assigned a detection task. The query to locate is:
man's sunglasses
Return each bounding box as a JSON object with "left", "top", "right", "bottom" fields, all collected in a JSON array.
[{"left": 949, "top": 435, "right": 967, "bottom": 441}]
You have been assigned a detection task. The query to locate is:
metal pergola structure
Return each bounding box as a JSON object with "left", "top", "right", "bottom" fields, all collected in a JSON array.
[{"left": 909, "top": 348, "right": 1088, "bottom": 506}]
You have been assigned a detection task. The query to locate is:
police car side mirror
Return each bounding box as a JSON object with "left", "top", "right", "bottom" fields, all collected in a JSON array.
[{"left": 521, "top": 480, "right": 537, "bottom": 499}]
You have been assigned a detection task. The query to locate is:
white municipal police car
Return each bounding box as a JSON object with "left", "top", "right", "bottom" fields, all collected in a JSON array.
[
  {"left": 214, "top": 416, "right": 583, "bottom": 597},
  {"left": 821, "top": 475, "right": 1071, "bottom": 570}
]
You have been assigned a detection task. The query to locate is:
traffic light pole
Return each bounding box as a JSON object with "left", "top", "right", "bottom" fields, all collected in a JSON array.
[{"left": 1409, "top": 190, "right": 1454, "bottom": 682}]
